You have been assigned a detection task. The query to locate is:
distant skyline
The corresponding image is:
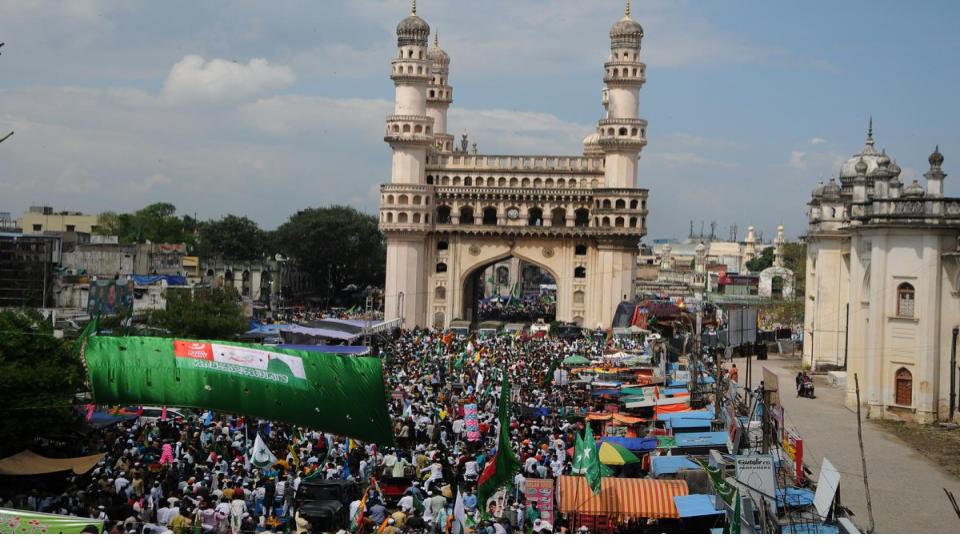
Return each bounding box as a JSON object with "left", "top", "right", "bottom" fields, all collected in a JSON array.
[{"left": 1, "top": 0, "right": 958, "bottom": 241}]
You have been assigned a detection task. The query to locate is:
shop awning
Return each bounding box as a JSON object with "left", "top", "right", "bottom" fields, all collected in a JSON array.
[
  {"left": 674, "top": 431, "right": 729, "bottom": 448},
  {"left": 650, "top": 455, "right": 700, "bottom": 477},
  {"left": 558, "top": 476, "right": 688, "bottom": 519},
  {"left": 0, "top": 450, "right": 104, "bottom": 476}
]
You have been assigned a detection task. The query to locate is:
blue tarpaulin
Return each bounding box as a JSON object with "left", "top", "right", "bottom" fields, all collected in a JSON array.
[
  {"left": 650, "top": 456, "right": 700, "bottom": 477},
  {"left": 668, "top": 417, "right": 713, "bottom": 430},
  {"left": 661, "top": 387, "right": 689, "bottom": 396},
  {"left": 658, "top": 411, "right": 715, "bottom": 422},
  {"left": 673, "top": 494, "right": 724, "bottom": 518},
  {"left": 131, "top": 274, "right": 188, "bottom": 286},
  {"left": 698, "top": 375, "right": 715, "bottom": 384},
  {"left": 674, "top": 431, "right": 728, "bottom": 448},
  {"left": 599, "top": 436, "right": 658, "bottom": 452},
  {"left": 777, "top": 487, "right": 815, "bottom": 509}
]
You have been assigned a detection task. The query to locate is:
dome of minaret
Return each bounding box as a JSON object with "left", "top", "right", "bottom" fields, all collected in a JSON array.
[
  {"left": 428, "top": 33, "right": 449, "bottom": 66},
  {"left": 902, "top": 179, "right": 926, "bottom": 198},
  {"left": 610, "top": 1, "right": 644, "bottom": 49},
  {"left": 397, "top": 2, "right": 430, "bottom": 47},
  {"left": 929, "top": 145, "right": 944, "bottom": 168}
]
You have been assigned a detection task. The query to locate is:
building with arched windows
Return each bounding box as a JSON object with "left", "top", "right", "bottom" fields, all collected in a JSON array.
[
  {"left": 379, "top": 2, "right": 649, "bottom": 330},
  {"left": 804, "top": 122, "right": 960, "bottom": 423}
]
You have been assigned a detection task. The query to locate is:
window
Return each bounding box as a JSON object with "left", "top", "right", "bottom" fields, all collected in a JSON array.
[
  {"left": 437, "top": 206, "right": 451, "bottom": 224},
  {"left": 32, "top": 224, "right": 42, "bottom": 231},
  {"left": 459, "top": 207, "right": 475, "bottom": 224},
  {"left": 66, "top": 224, "right": 76, "bottom": 232},
  {"left": 437, "top": 240, "right": 448, "bottom": 251},
  {"left": 574, "top": 209, "right": 589, "bottom": 227},
  {"left": 528, "top": 207, "right": 543, "bottom": 226},
  {"left": 895, "top": 368, "right": 912, "bottom": 406},
  {"left": 435, "top": 286, "right": 446, "bottom": 300},
  {"left": 436, "top": 262, "right": 447, "bottom": 273},
  {"left": 551, "top": 207, "right": 566, "bottom": 227},
  {"left": 482, "top": 207, "right": 498, "bottom": 225},
  {"left": 574, "top": 266, "right": 587, "bottom": 279},
  {"left": 575, "top": 244, "right": 587, "bottom": 256},
  {"left": 896, "top": 283, "right": 915, "bottom": 318}
]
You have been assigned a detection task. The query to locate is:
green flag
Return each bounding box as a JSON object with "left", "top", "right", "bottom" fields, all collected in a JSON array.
[
  {"left": 571, "top": 432, "right": 585, "bottom": 474},
  {"left": 730, "top": 488, "right": 741, "bottom": 534},
  {"left": 582, "top": 422, "right": 601, "bottom": 494},
  {"left": 83, "top": 336, "right": 395, "bottom": 446},
  {"left": 477, "top": 371, "right": 521, "bottom": 513}
]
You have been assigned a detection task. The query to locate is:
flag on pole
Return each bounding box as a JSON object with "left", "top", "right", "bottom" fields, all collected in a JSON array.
[
  {"left": 250, "top": 433, "right": 277, "bottom": 469},
  {"left": 582, "top": 421, "right": 601, "bottom": 494},
  {"left": 453, "top": 490, "right": 467, "bottom": 534},
  {"left": 477, "top": 371, "right": 521, "bottom": 513},
  {"left": 571, "top": 432, "right": 585, "bottom": 474},
  {"left": 730, "top": 488, "right": 741, "bottom": 534}
]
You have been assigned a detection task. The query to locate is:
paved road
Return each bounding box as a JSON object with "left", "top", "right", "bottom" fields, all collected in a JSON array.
[{"left": 725, "top": 354, "right": 960, "bottom": 533}]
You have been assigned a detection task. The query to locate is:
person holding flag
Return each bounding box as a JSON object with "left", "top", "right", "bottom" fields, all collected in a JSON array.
[{"left": 476, "top": 371, "right": 522, "bottom": 515}]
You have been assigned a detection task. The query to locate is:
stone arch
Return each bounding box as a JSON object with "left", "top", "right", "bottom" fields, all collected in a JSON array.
[
  {"left": 459, "top": 206, "right": 475, "bottom": 224},
  {"left": 398, "top": 212, "right": 409, "bottom": 223},
  {"left": 433, "top": 312, "right": 445, "bottom": 329},
  {"left": 398, "top": 194, "right": 409, "bottom": 205},
  {"left": 551, "top": 207, "right": 566, "bottom": 227},
  {"left": 614, "top": 216, "right": 625, "bottom": 227},
  {"left": 630, "top": 199, "right": 638, "bottom": 209},
  {"left": 387, "top": 194, "right": 395, "bottom": 204},
  {"left": 601, "top": 217, "right": 611, "bottom": 227},
  {"left": 895, "top": 367, "right": 912, "bottom": 406},
  {"left": 437, "top": 205, "right": 451, "bottom": 224},
  {"left": 528, "top": 207, "right": 543, "bottom": 226},
  {"left": 436, "top": 262, "right": 447, "bottom": 273},
  {"left": 602, "top": 200, "right": 612, "bottom": 209},
  {"left": 413, "top": 195, "right": 422, "bottom": 205},
  {"left": 386, "top": 212, "right": 394, "bottom": 223},
  {"left": 615, "top": 199, "right": 626, "bottom": 209},
  {"left": 482, "top": 206, "right": 498, "bottom": 225}
]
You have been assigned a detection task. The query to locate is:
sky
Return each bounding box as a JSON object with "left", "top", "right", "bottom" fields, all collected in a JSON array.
[{"left": 1, "top": 0, "right": 959, "bottom": 242}]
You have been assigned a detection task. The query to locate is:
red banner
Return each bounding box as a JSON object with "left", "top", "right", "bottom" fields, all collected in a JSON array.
[{"left": 173, "top": 340, "right": 214, "bottom": 361}]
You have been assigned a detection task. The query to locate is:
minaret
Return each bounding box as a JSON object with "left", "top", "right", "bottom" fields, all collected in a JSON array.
[
  {"left": 773, "top": 225, "right": 785, "bottom": 268},
  {"left": 427, "top": 32, "right": 454, "bottom": 154},
  {"left": 743, "top": 225, "right": 756, "bottom": 273},
  {"left": 597, "top": 0, "right": 647, "bottom": 188},
  {"left": 386, "top": 0, "right": 433, "bottom": 184},
  {"left": 924, "top": 145, "right": 946, "bottom": 197},
  {"left": 381, "top": 1, "right": 434, "bottom": 329}
]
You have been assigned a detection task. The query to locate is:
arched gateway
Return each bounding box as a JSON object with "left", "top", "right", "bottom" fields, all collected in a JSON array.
[{"left": 379, "top": 3, "right": 650, "bottom": 330}]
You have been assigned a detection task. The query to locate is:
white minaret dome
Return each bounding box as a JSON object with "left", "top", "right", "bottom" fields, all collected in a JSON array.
[
  {"left": 428, "top": 33, "right": 449, "bottom": 66},
  {"left": 396, "top": 2, "right": 430, "bottom": 46},
  {"left": 609, "top": 1, "right": 644, "bottom": 48}
]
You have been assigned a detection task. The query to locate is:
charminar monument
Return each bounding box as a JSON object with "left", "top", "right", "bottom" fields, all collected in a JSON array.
[{"left": 380, "top": 1, "right": 649, "bottom": 330}]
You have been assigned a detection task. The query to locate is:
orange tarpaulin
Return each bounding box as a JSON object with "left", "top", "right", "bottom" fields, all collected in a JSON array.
[
  {"left": 654, "top": 403, "right": 692, "bottom": 415},
  {"left": 586, "top": 413, "right": 613, "bottom": 421},
  {"left": 558, "top": 476, "right": 688, "bottom": 519},
  {"left": 611, "top": 414, "right": 646, "bottom": 425}
]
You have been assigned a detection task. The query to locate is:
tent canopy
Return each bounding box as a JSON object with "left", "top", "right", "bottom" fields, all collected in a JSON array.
[
  {"left": 558, "top": 476, "right": 688, "bottom": 519},
  {"left": 674, "top": 431, "right": 728, "bottom": 448},
  {"left": 650, "top": 456, "right": 700, "bottom": 477},
  {"left": 0, "top": 450, "right": 104, "bottom": 476},
  {"left": 563, "top": 355, "right": 591, "bottom": 366},
  {"left": 600, "top": 436, "right": 658, "bottom": 452}
]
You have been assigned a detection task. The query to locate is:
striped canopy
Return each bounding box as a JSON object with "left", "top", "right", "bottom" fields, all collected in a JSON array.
[{"left": 558, "top": 476, "right": 688, "bottom": 519}]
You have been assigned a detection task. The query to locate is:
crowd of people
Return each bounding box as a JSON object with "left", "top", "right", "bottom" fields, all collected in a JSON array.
[
  {"left": 1, "top": 327, "right": 661, "bottom": 534},
  {"left": 477, "top": 297, "right": 556, "bottom": 323}
]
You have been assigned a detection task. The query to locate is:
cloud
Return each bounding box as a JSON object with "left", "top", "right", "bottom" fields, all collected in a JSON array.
[
  {"left": 809, "top": 137, "right": 826, "bottom": 145},
  {"left": 788, "top": 150, "right": 808, "bottom": 169},
  {"left": 161, "top": 55, "right": 296, "bottom": 105}
]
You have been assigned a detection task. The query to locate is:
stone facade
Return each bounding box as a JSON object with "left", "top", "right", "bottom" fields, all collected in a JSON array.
[
  {"left": 804, "top": 123, "right": 960, "bottom": 423},
  {"left": 379, "top": 3, "right": 649, "bottom": 330}
]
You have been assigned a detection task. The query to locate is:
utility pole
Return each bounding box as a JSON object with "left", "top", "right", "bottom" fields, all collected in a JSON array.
[
  {"left": 0, "top": 43, "right": 12, "bottom": 145},
  {"left": 949, "top": 327, "right": 958, "bottom": 423},
  {"left": 854, "top": 374, "right": 876, "bottom": 533}
]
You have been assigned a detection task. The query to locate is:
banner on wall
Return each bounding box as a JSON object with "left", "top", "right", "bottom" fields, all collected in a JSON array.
[{"left": 0, "top": 509, "right": 104, "bottom": 534}]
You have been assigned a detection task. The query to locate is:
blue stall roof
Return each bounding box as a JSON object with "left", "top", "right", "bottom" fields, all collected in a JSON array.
[
  {"left": 673, "top": 494, "right": 724, "bottom": 518},
  {"left": 658, "top": 410, "right": 715, "bottom": 422},
  {"left": 699, "top": 375, "right": 716, "bottom": 384},
  {"left": 777, "top": 487, "right": 815, "bottom": 509},
  {"left": 600, "top": 436, "right": 658, "bottom": 452},
  {"left": 661, "top": 387, "right": 688, "bottom": 396},
  {"left": 674, "top": 431, "right": 729, "bottom": 448},
  {"left": 650, "top": 455, "right": 700, "bottom": 477},
  {"left": 668, "top": 417, "right": 713, "bottom": 430}
]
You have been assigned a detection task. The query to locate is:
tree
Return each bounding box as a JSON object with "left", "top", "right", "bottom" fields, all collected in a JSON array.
[
  {"left": 0, "top": 310, "right": 82, "bottom": 454},
  {"left": 274, "top": 206, "right": 386, "bottom": 300},
  {"left": 150, "top": 287, "right": 248, "bottom": 340},
  {"left": 746, "top": 247, "right": 775, "bottom": 272},
  {"left": 782, "top": 243, "right": 806, "bottom": 297},
  {"left": 197, "top": 215, "right": 268, "bottom": 262}
]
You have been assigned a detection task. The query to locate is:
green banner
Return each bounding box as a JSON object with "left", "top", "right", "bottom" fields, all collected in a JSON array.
[
  {"left": 83, "top": 336, "right": 394, "bottom": 446},
  {"left": 0, "top": 509, "right": 104, "bottom": 534}
]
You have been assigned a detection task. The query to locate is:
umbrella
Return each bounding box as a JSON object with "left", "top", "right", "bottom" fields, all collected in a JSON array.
[
  {"left": 597, "top": 441, "right": 640, "bottom": 466},
  {"left": 563, "top": 355, "right": 590, "bottom": 366}
]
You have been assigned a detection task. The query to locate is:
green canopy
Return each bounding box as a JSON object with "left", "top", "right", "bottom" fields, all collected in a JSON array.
[
  {"left": 83, "top": 335, "right": 395, "bottom": 446},
  {"left": 562, "top": 355, "right": 591, "bottom": 366},
  {"left": 1, "top": 509, "right": 104, "bottom": 534},
  {"left": 656, "top": 436, "right": 678, "bottom": 450},
  {"left": 620, "top": 387, "right": 651, "bottom": 396}
]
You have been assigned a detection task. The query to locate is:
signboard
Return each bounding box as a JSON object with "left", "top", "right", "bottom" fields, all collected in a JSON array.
[
  {"left": 464, "top": 403, "right": 480, "bottom": 442},
  {"left": 727, "top": 307, "right": 758, "bottom": 347},
  {"left": 87, "top": 278, "right": 135, "bottom": 316},
  {"left": 783, "top": 427, "right": 804, "bottom": 485},
  {"left": 762, "top": 367, "right": 780, "bottom": 406},
  {"left": 605, "top": 425, "right": 628, "bottom": 437},
  {"left": 724, "top": 403, "right": 742, "bottom": 454},
  {"left": 735, "top": 455, "right": 777, "bottom": 515},
  {"left": 524, "top": 478, "right": 555, "bottom": 527},
  {"left": 813, "top": 458, "right": 840, "bottom": 520}
]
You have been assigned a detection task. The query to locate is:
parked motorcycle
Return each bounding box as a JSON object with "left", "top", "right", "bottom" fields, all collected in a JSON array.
[{"left": 798, "top": 378, "right": 815, "bottom": 398}]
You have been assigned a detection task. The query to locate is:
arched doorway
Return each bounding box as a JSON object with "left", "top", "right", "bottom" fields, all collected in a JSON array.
[
  {"left": 771, "top": 276, "right": 784, "bottom": 299},
  {"left": 461, "top": 256, "right": 557, "bottom": 326}
]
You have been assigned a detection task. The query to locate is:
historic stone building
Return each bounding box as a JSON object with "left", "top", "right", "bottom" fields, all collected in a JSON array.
[
  {"left": 804, "top": 122, "right": 960, "bottom": 423},
  {"left": 379, "top": 3, "right": 649, "bottom": 329}
]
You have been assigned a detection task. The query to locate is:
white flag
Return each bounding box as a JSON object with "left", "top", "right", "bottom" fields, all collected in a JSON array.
[
  {"left": 453, "top": 490, "right": 467, "bottom": 534},
  {"left": 475, "top": 372, "right": 484, "bottom": 395},
  {"left": 250, "top": 433, "right": 277, "bottom": 469}
]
